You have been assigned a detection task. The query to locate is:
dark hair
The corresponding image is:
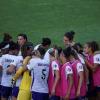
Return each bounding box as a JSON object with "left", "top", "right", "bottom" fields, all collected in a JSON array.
[
  {"left": 3, "top": 33, "right": 12, "bottom": 42},
  {"left": 0, "top": 42, "right": 10, "bottom": 54},
  {"left": 86, "top": 41, "right": 99, "bottom": 53},
  {"left": 49, "top": 45, "right": 62, "bottom": 57},
  {"left": 21, "top": 42, "right": 34, "bottom": 58},
  {"left": 73, "top": 43, "right": 83, "bottom": 54},
  {"left": 87, "top": 41, "right": 99, "bottom": 53},
  {"left": 9, "top": 41, "right": 20, "bottom": 51},
  {"left": 18, "top": 33, "right": 27, "bottom": 41},
  {"left": 64, "top": 31, "right": 75, "bottom": 41},
  {"left": 0, "top": 42, "right": 9, "bottom": 49},
  {"left": 57, "top": 47, "right": 62, "bottom": 56},
  {"left": 62, "top": 46, "right": 77, "bottom": 59},
  {"left": 37, "top": 46, "right": 46, "bottom": 57},
  {"left": 42, "top": 37, "right": 51, "bottom": 46}
]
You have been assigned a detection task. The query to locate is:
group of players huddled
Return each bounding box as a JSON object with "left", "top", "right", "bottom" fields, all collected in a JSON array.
[{"left": 0, "top": 32, "right": 100, "bottom": 100}]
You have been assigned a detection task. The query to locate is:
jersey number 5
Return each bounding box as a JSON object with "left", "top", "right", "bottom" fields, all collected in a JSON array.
[{"left": 41, "top": 69, "right": 46, "bottom": 80}]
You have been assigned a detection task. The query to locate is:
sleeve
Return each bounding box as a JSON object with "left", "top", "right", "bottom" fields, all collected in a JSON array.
[
  {"left": 78, "top": 55, "right": 85, "bottom": 64},
  {"left": 27, "top": 59, "right": 36, "bottom": 71},
  {"left": 13, "top": 67, "right": 24, "bottom": 80},
  {"left": 94, "top": 54, "right": 100, "bottom": 64},
  {"left": 65, "top": 66, "right": 73, "bottom": 75},
  {"left": 44, "top": 50, "right": 50, "bottom": 64},
  {"left": 76, "top": 62, "right": 84, "bottom": 73},
  {"left": 52, "top": 61, "right": 59, "bottom": 71},
  {"left": 34, "top": 44, "right": 41, "bottom": 50}
]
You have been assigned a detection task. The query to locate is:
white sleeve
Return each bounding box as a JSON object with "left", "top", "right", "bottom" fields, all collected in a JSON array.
[
  {"left": 44, "top": 50, "right": 50, "bottom": 64},
  {"left": 94, "top": 54, "right": 100, "bottom": 64},
  {"left": 34, "top": 44, "right": 41, "bottom": 50},
  {"left": 52, "top": 61, "right": 59, "bottom": 71},
  {"left": 65, "top": 66, "right": 73, "bottom": 75},
  {"left": 27, "top": 59, "right": 36, "bottom": 70},
  {"left": 78, "top": 55, "right": 85, "bottom": 64},
  {"left": 76, "top": 63, "right": 84, "bottom": 73}
]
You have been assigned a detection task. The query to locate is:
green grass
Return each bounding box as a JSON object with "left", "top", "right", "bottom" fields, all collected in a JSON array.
[{"left": 0, "top": 0, "right": 100, "bottom": 46}]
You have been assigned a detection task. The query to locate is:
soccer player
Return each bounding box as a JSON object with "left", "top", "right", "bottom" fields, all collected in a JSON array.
[
  {"left": 63, "top": 31, "right": 75, "bottom": 47},
  {"left": 69, "top": 47, "right": 87, "bottom": 100},
  {"left": 11, "top": 55, "right": 23, "bottom": 100},
  {"left": 0, "top": 42, "right": 20, "bottom": 100},
  {"left": 12, "top": 42, "right": 34, "bottom": 100},
  {"left": 28, "top": 46, "right": 49, "bottom": 100},
  {"left": 60, "top": 47, "right": 76, "bottom": 100},
  {"left": 0, "top": 42, "right": 11, "bottom": 100},
  {"left": 48, "top": 47, "right": 62, "bottom": 100},
  {"left": 34, "top": 37, "right": 51, "bottom": 64},
  {"left": 20, "top": 46, "right": 50, "bottom": 100},
  {"left": 17, "top": 33, "right": 28, "bottom": 57},
  {"left": 84, "top": 41, "right": 100, "bottom": 100}
]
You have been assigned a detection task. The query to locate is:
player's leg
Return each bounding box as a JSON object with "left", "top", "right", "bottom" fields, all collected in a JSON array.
[
  {"left": 1, "top": 86, "right": 12, "bottom": 100},
  {"left": 12, "top": 86, "right": 19, "bottom": 100}
]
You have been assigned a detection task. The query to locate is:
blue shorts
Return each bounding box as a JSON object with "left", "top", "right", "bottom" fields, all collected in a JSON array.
[
  {"left": 95, "top": 86, "right": 100, "bottom": 92},
  {"left": 0, "top": 85, "right": 12, "bottom": 98},
  {"left": 76, "top": 96, "right": 86, "bottom": 100},
  {"left": 0, "top": 85, "right": 1, "bottom": 99},
  {"left": 87, "top": 84, "right": 96, "bottom": 97},
  {"left": 12, "top": 86, "right": 19, "bottom": 97},
  {"left": 32, "top": 91, "right": 49, "bottom": 100},
  {"left": 49, "top": 96, "right": 60, "bottom": 100}
]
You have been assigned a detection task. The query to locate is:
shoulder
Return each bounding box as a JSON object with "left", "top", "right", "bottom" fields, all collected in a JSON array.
[
  {"left": 94, "top": 54, "right": 100, "bottom": 64},
  {"left": 76, "top": 62, "right": 84, "bottom": 72}
]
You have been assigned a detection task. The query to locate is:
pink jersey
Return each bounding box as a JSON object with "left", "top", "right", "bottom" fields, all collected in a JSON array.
[
  {"left": 48, "top": 60, "right": 61, "bottom": 96},
  {"left": 86, "top": 54, "right": 95, "bottom": 87},
  {"left": 71, "top": 60, "right": 87, "bottom": 97},
  {"left": 61, "top": 62, "right": 75, "bottom": 99},
  {"left": 93, "top": 54, "right": 100, "bottom": 86},
  {"left": 86, "top": 54, "right": 94, "bottom": 65}
]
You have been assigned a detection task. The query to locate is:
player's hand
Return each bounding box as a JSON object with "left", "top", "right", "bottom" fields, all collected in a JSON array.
[
  {"left": 51, "top": 87, "right": 55, "bottom": 96},
  {"left": 76, "top": 90, "right": 80, "bottom": 97},
  {"left": 11, "top": 78, "right": 16, "bottom": 86},
  {"left": 64, "top": 93, "right": 70, "bottom": 100}
]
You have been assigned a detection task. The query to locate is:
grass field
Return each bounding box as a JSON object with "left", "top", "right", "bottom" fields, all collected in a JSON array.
[{"left": 0, "top": 0, "right": 100, "bottom": 47}]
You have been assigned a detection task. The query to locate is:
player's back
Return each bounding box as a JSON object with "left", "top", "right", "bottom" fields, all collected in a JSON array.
[
  {"left": 31, "top": 58, "right": 49, "bottom": 93},
  {"left": 0, "top": 54, "right": 17, "bottom": 87}
]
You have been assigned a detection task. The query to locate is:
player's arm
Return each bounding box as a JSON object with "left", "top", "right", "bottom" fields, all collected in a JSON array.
[
  {"left": 7, "top": 64, "right": 16, "bottom": 74},
  {"left": 65, "top": 66, "right": 73, "bottom": 100},
  {"left": 13, "top": 56, "right": 31, "bottom": 80},
  {"left": 92, "top": 54, "right": 100, "bottom": 72},
  {"left": 0, "top": 65, "right": 2, "bottom": 72},
  {"left": 85, "top": 58, "right": 93, "bottom": 70},
  {"left": 51, "top": 62, "right": 60, "bottom": 95},
  {"left": 85, "top": 54, "right": 100, "bottom": 72},
  {"left": 76, "top": 63, "right": 84, "bottom": 97}
]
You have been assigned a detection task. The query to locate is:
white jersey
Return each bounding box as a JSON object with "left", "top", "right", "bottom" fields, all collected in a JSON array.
[
  {"left": 78, "top": 54, "right": 85, "bottom": 65},
  {"left": 76, "top": 62, "right": 84, "bottom": 73},
  {"left": 34, "top": 44, "right": 41, "bottom": 50},
  {"left": 65, "top": 65, "right": 73, "bottom": 79},
  {"left": 15, "top": 55, "right": 23, "bottom": 87},
  {"left": 34, "top": 44, "right": 51, "bottom": 64},
  {"left": 51, "top": 61, "right": 59, "bottom": 76},
  {"left": 27, "top": 58, "right": 49, "bottom": 93},
  {"left": 94, "top": 54, "right": 100, "bottom": 64},
  {"left": 0, "top": 54, "right": 18, "bottom": 87},
  {"left": 44, "top": 48, "right": 52, "bottom": 64}
]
